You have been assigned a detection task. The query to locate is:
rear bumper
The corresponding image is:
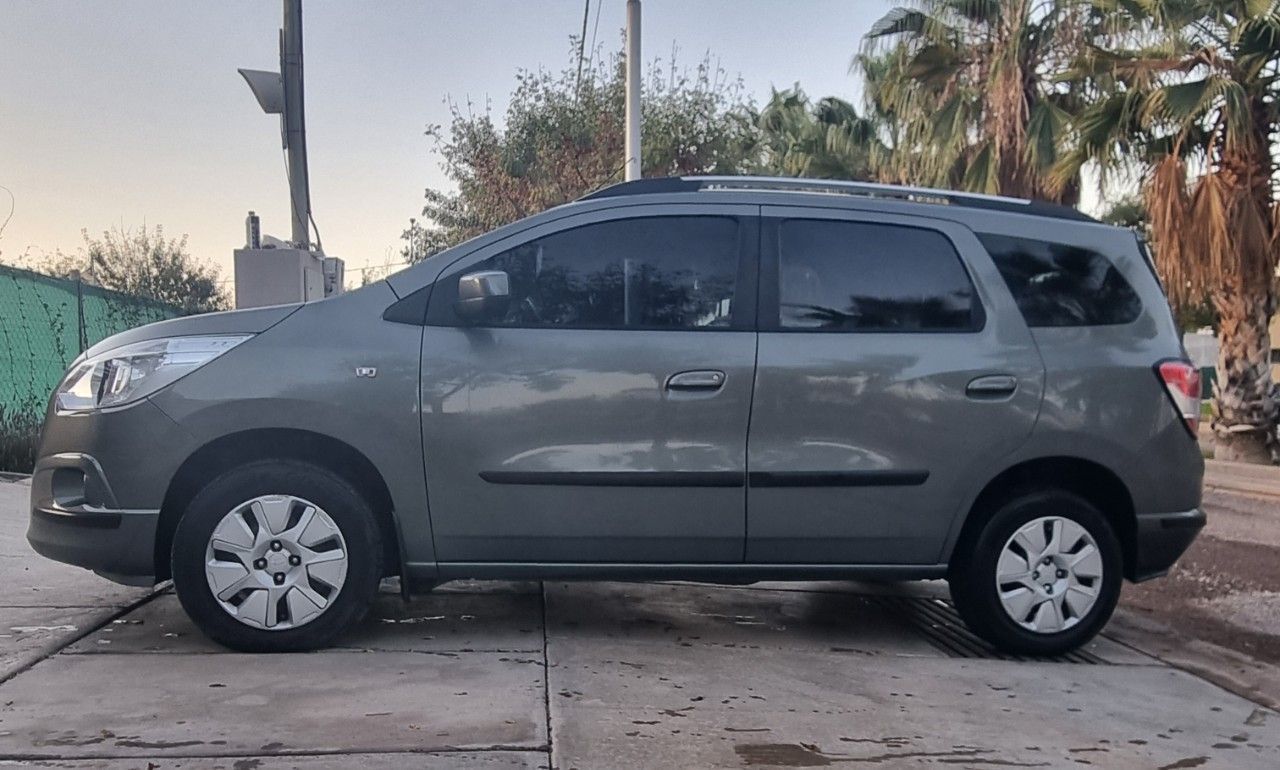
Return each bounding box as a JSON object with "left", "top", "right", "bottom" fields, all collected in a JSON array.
[{"left": 1130, "top": 507, "right": 1205, "bottom": 582}]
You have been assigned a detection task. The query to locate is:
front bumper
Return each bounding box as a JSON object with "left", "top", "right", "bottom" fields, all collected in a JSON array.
[
  {"left": 27, "top": 398, "right": 194, "bottom": 585},
  {"left": 1131, "top": 508, "right": 1206, "bottom": 582},
  {"left": 28, "top": 499, "right": 159, "bottom": 586}
]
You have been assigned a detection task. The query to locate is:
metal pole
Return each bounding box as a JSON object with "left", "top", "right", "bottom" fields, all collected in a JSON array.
[
  {"left": 74, "top": 274, "right": 86, "bottom": 354},
  {"left": 624, "top": 0, "right": 641, "bottom": 181},
  {"left": 281, "top": 0, "right": 311, "bottom": 248}
]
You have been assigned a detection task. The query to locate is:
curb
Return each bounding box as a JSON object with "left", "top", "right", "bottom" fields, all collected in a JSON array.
[{"left": 1107, "top": 608, "right": 1280, "bottom": 713}]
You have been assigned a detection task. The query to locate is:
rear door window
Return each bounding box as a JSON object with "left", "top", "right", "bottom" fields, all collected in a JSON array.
[
  {"left": 978, "top": 233, "right": 1142, "bottom": 327},
  {"left": 775, "top": 219, "right": 982, "bottom": 332}
]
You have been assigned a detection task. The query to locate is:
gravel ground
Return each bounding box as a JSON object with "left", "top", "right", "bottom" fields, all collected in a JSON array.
[{"left": 1123, "top": 488, "right": 1280, "bottom": 664}]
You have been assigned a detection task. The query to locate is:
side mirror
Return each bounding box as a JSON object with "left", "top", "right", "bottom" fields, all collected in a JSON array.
[{"left": 454, "top": 270, "right": 511, "bottom": 323}]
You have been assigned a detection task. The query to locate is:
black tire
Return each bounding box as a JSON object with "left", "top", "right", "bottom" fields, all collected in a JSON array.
[
  {"left": 171, "top": 460, "right": 383, "bottom": 652},
  {"left": 949, "top": 489, "right": 1123, "bottom": 656}
]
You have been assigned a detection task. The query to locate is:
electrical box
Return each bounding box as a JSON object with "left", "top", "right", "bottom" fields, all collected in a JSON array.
[{"left": 234, "top": 247, "right": 342, "bottom": 308}]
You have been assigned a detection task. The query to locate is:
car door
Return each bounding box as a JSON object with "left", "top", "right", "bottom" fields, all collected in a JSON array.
[
  {"left": 420, "top": 204, "right": 759, "bottom": 564},
  {"left": 747, "top": 206, "right": 1044, "bottom": 565}
]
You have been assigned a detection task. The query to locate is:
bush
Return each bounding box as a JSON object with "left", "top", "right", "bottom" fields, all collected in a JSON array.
[{"left": 0, "top": 404, "right": 41, "bottom": 474}]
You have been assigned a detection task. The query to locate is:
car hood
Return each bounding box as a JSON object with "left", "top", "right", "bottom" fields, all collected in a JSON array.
[{"left": 82, "top": 302, "right": 303, "bottom": 359}]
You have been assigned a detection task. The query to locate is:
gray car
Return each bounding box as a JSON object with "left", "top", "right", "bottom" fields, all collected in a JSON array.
[{"left": 28, "top": 176, "right": 1205, "bottom": 655}]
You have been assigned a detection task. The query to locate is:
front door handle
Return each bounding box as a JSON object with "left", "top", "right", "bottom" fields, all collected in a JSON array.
[
  {"left": 966, "top": 374, "right": 1018, "bottom": 399},
  {"left": 665, "top": 370, "right": 726, "bottom": 391}
]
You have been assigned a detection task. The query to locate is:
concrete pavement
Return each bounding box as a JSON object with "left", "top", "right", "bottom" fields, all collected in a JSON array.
[
  {"left": 0, "top": 478, "right": 155, "bottom": 685},
  {"left": 3, "top": 474, "right": 1280, "bottom": 768}
]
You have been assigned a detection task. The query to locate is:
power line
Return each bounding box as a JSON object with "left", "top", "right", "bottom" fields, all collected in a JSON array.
[
  {"left": 575, "top": 0, "right": 590, "bottom": 96},
  {"left": 349, "top": 261, "right": 409, "bottom": 274},
  {"left": 280, "top": 145, "right": 325, "bottom": 253},
  {"left": 0, "top": 185, "right": 14, "bottom": 242},
  {"left": 585, "top": 0, "right": 603, "bottom": 81}
]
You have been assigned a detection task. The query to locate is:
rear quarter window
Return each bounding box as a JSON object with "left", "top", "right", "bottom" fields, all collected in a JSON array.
[{"left": 977, "top": 233, "right": 1142, "bottom": 327}]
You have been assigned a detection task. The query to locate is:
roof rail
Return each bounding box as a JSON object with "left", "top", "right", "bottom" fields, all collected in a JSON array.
[{"left": 579, "top": 175, "right": 1096, "bottom": 223}]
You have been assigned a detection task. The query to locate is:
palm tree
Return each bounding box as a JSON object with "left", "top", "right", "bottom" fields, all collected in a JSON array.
[
  {"left": 858, "top": 0, "right": 1091, "bottom": 203},
  {"left": 755, "top": 87, "right": 885, "bottom": 180},
  {"left": 1056, "top": 0, "right": 1279, "bottom": 463}
]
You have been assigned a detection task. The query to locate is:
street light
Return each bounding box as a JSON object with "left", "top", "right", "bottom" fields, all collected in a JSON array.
[{"left": 239, "top": 0, "right": 312, "bottom": 250}]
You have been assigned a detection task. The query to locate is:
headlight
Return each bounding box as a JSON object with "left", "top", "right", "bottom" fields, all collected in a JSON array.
[{"left": 56, "top": 335, "right": 253, "bottom": 412}]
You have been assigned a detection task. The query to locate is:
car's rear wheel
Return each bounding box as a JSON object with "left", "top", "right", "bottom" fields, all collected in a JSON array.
[
  {"left": 171, "top": 460, "right": 382, "bottom": 652},
  {"left": 949, "top": 489, "right": 1123, "bottom": 656}
]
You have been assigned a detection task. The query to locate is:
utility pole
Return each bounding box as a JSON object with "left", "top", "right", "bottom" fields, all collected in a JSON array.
[
  {"left": 624, "top": 0, "right": 641, "bottom": 181},
  {"left": 281, "top": 0, "right": 311, "bottom": 249},
  {"left": 235, "top": 0, "right": 343, "bottom": 308}
]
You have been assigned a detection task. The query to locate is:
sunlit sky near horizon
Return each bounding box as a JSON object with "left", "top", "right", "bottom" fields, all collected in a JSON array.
[{"left": 2, "top": 1, "right": 1102, "bottom": 284}]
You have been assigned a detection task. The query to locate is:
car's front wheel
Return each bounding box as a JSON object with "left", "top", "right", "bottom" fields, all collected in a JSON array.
[
  {"left": 949, "top": 489, "right": 1123, "bottom": 656},
  {"left": 171, "top": 460, "right": 382, "bottom": 652}
]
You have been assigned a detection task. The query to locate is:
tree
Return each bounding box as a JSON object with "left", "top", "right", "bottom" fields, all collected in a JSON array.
[
  {"left": 1099, "top": 193, "right": 1147, "bottom": 229},
  {"left": 1099, "top": 194, "right": 1218, "bottom": 332},
  {"left": 755, "top": 87, "right": 885, "bottom": 180},
  {"left": 403, "top": 42, "right": 762, "bottom": 260},
  {"left": 1056, "top": 0, "right": 1279, "bottom": 462},
  {"left": 857, "top": 0, "right": 1092, "bottom": 202},
  {"left": 38, "top": 225, "right": 228, "bottom": 314}
]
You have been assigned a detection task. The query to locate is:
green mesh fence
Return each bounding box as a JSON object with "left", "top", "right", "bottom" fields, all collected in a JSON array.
[{"left": 0, "top": 264, "right": 180, "bottom": 472}]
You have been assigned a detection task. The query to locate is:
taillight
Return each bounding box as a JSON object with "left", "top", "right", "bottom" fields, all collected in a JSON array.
[{"left": 1156, "top": 359, "right": 1201, "bottom": 437}]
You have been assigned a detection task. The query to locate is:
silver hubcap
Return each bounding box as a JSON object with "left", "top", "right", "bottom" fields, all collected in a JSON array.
[
  {"left": 996, "top": 516, "right": 1103, "bottom": 634},
  {"left": 204, "top": 495, "right": 348, "bottom": 631}
]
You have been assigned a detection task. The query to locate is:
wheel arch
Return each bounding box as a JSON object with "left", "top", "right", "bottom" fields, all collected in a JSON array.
[
  {"left": 155, "top": 428, "right": 402, "bottom": 581},
  {"left": 948, "top": 456, "right": 1138, "bottom": 580}
]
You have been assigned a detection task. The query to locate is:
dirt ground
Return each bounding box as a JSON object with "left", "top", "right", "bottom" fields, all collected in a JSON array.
[{"left": 1123, "top": 488, "right": 1280, "bottom": 665}]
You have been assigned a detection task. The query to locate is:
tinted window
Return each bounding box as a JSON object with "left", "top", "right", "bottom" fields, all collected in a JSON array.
[
  {"left": 432, "top": 216, "right": 740, "bottom": 329},
  {"left": 777, "top": 220, "right": 980, "bottom": 331},
  {"left": 979, "top": 233, "right": 1142, "bottom": 326}
]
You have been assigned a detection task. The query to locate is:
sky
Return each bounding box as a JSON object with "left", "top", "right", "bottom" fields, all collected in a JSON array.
[{"left": 0, "top": 0, "right": 902, "bottom": 285}]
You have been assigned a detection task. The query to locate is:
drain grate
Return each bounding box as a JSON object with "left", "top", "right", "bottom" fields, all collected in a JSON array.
[{"left": 869, "top": 595, "right": 1108, "bottom": 664}]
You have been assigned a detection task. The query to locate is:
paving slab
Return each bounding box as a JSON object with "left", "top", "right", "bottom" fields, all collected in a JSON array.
[
  {"left": 0, "top": 479, "right": 156, "bottom": 682},
  {"left": 0, "top": 481, "right": 149, "bottom": 609},
  {"left": 711, "top": 581, "right": 1158, "bottom": 664},
  {"left": 0, "top": 651, "right": 546, "bottom": 760},
  {"left": 67, "top": 592, "right": 543, "bottom": 655},
  {"left": 547, "top": 639, "right": 1280, "bottom": 769},
  {"left": 0, "top": 482, "right": 32, "bottom": 559},
  {"left": 545, "top": 581, "right": 945, "bottom": 658},
  {"left": 0, "top": 566, "right": 151, "bottom": 610},
  {"left": 6, "top": 750, "right": 550, "bottom": 768},
  {"left": 0, "top": 606, "right": 114, "bottom": 682}
]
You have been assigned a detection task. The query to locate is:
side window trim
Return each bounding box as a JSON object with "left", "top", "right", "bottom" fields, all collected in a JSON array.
[
  {"left": 758, "top": 210, "right": 987, "bottom": 334},
  {"left": 424, "top": 206, "right": 760, "bottom": 331}
]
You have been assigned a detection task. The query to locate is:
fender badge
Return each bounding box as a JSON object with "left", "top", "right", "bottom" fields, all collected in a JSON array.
[{"left": 355, "top": 367, "right": 377, "bottom": 378}]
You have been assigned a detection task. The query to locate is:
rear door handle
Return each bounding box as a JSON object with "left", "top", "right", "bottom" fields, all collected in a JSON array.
[
  {"left": 665, "top": 370, "right": 726, "bottom": 391},
  {"left": 966, "top": 374, "right": 1018, "bottom": 399}
]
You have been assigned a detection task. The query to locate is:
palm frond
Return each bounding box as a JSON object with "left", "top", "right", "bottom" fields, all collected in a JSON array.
[
  {"left": 945, "top": 0, "right": 1003, "bottom": 25},
  {"left": 1024, "top": 99, "right": 1068, "bottom": 171},
  {"left": 868, "top": 8, "right": 933, "bottom": 38},
  {"left": 1142, "top": 75, "right": 1232, "bottom": 130},
  {"left": 961, "top": 141, "right": 997, "bottom": 193},
  {"left": 1144, "top": 154, "right": 1192, "bottom": 311}
]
